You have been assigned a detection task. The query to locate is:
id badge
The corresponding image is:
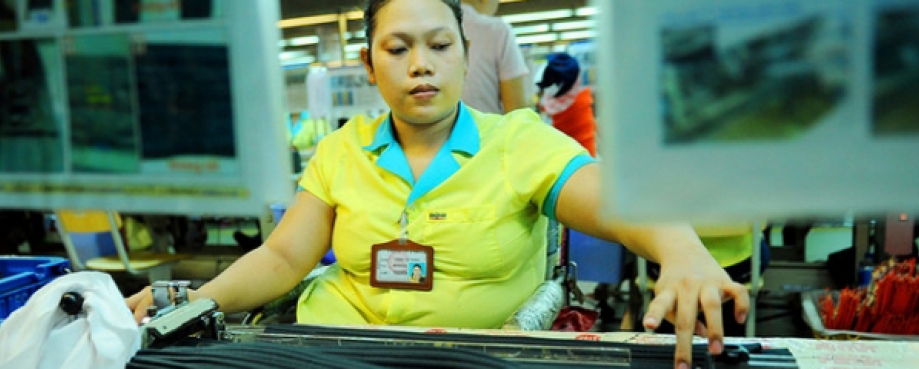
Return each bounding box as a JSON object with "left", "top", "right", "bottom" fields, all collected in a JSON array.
[{"left": 370, "top": 240, "right": 434, "bottom": 291}]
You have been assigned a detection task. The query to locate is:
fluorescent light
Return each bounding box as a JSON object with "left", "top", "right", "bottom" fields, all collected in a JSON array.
[
  {"left": 279, "top": 14, "right": 337, "bottom": 28},
  {"left": 552, "top": 20, "right": 594, "bottom": 31},
  {"left": 503, "top": 10, "right": 573, "bottom": 24},
  {"left": 278, "top": 40, "right": 288, "bottom": 47},
  {"left": 279, "top": 10, "right": 363, "bottom": 28},
  {"left": 344, "top": 43, "right": 365, "bottom": 52},
  {"left": 513, "top": 24, "right": 549, "bottom": 35},
  {"left": 559, "top": 30, "right": 596, "bottom": 41},
  {"left": 283, "top": 55, "right": 317, "bottom": 66},
  {"left": 516, "top": 33, "right": 558, "bottom": 44},
  {"left": 289, "top": 36, "right": 320, "bottom": 46},
  {"left": 575, "top": 7, "right": 597, "bottom": 17},
  {"left": 279, "top": 50, "right": 308, "bottom": 60},
  {"left": 346, "top": 51, "right": 360, "bottom": 60}
]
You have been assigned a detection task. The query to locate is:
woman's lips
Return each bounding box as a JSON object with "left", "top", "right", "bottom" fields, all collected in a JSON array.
[
  {"left": 410, "top": 84, "right": 439, "bottom": 99},
  {"left": 411, "top": 90, "right": 438, "bottom": 99}
]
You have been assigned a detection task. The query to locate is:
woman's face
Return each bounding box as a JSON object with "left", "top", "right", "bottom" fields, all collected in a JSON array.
[{"left": 362, "top": 0, "right": 467, "bottom": 127}]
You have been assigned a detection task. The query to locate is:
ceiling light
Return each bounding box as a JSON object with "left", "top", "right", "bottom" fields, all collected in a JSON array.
[
  {"left": 279, "top": 10, "right": 363, "bottom": 28},
  {"left": 513, "top": 24, "right": 550, "bottom": 35},
  {"left": 289, "top": 36, "right": 320, "bottom": 46},
  {"left": 503, "top": 10, "right": 573, "bottom": 24},
  {"left": 575, "top": 7, "right": 597, "bottom": 17},
  {"left": 516, "top": 33, "right": 558, "bottom": 44},
  {"left": 559, "top": 30, "right": 595, "bottom": 41},
  {"left": 552, "top": 20, "right": 594, "bottom": 31},
  {"left": 283, "top": 55, "right": 317, "bottom": 67},
  {"left": 279, "top": 50, "right": 308, "bottom": 60},
  {"left": 344, "top": 43, "right": 365, "bottom": 52}
]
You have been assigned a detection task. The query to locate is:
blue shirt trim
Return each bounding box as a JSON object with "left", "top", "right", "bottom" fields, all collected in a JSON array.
[
  {"left": 363, "top": 103, "right": 480, "bottom": 207},
  {"left": 543, "top": 155, "right": 596, "bottom": 221}
]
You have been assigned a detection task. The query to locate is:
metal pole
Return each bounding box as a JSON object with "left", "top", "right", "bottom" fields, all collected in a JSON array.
[{"left": 338, "top": 11, "right": 348, "bottom": 64}]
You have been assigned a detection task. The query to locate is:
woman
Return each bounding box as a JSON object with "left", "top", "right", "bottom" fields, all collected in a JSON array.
[{"left": 128, "top": 1, "right": 747, "bottom": 367}]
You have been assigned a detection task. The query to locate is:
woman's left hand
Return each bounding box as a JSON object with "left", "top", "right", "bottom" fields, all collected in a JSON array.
[{"left": 643, "top": 253, "right": 750, "bottom": 369}]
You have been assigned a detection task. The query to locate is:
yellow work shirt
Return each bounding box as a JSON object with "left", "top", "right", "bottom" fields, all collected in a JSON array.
[
  {"left": 694, "top": 224, "right": 757, "bottom": 268},
  {"left": 296, "top": 103, "right": 591, "bottom": 328}
]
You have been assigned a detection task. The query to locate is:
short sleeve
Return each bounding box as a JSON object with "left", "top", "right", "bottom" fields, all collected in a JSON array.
[
  {"left": 297, "top": 136, "right": 336, "bottom": 206},
  {"left": 497, "top": 21, "right": 529, "bottom": 81},
  {"left": 502, "top": 109, "right": 588, "bottom": 215}
]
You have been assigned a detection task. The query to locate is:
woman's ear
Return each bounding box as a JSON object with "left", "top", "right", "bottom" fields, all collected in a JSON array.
[
  {"left": 463, "top": 40, "right": 471, "bottom": 75},
  {"left": 360, "top": 47, "right": 376, "bottom": 84}
]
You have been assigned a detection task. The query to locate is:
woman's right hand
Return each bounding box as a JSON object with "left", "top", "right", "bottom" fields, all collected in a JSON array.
[
  {"left": 125, "top": 286, "right": 155, "bottom": 324},
  {"left": 125, "top": 286, "right": 202, "bottom": 324}
]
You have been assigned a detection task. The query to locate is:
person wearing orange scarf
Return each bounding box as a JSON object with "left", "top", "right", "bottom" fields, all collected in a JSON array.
[{"left": 535, "top": 53, "right": 597, "bottom": 157}]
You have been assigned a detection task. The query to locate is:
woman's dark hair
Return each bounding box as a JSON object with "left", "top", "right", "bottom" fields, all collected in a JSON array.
[{"left": 363, "top": 0, "right": 468, "bottom": 65}]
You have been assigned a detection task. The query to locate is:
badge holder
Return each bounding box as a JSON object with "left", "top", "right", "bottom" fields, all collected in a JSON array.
[{"left": 370, "top": 239, "right": 434, "bottom": 291}]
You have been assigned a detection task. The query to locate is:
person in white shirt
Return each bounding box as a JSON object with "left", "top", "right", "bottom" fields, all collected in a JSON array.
[{"left": 459, "top": 0, "right": 530, "bottom": 113}]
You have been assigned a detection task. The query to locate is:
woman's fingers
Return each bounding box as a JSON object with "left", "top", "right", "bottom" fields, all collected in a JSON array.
[
  {"left": 125, "top": 286, "right": 152, "bottom": 324},
  {"left": 722, "top": 281, "right": 750, "bottom": 325},
  {"left": 673, "top": 281, "right": 701, "bottom": 369},
  {"left": 643, "top": 289, "right": 676, "bottom": 330},
  {"left": 646, "top": 279, "right": 749, "bottom": 368},
  {"left": 699, "top": 286, "right": 724, "bottom": 354},
  {"left": 645, "top": 285, "right": 702, "bottom": 369}
]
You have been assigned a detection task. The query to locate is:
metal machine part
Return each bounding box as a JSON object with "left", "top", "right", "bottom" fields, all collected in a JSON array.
[
  {"left": 215, "top": 325, "right": 799, "bottom": 369},
  {"left": 140, "top": 280, "right": 224, "bottom": 348},
  {"left": 129, "top": 280, "right": 797, "bottom": 368}
]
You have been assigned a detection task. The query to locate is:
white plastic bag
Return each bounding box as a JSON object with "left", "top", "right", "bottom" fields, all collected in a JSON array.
[{"left": 0, "top": 271, "right": 141, "bottom": 369}]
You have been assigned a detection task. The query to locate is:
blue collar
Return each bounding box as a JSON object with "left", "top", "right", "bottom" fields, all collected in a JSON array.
[
  {"left": 363, "top": 103, "right": 480, "bottom": 206},
  {"left": 364, "top": 103, "right": 479, "bottom": 156}
]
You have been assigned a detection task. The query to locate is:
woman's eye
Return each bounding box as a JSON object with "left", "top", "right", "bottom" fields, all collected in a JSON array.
[
  {"left": 432, "top": 43, "right": 451, "bottom": 51},
  {"left": 388, "top": 47, "right": 407, "bottom": 55}
]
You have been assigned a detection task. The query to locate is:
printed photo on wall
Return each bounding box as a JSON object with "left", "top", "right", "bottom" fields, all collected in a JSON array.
[{"left": 660, "top": 9, "right": 851, "bottom": 144}]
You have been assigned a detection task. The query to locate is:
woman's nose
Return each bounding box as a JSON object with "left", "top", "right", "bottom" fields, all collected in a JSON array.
[{"left": 409, "top": 50, "right": 433, "bottom": 77}]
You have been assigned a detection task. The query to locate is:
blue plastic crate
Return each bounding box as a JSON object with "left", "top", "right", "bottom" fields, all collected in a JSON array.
[{"left": 0, "top": 256, "right": 71, "bottom": 321}]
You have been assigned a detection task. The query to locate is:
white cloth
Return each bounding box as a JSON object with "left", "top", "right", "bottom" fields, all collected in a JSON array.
[
  {"left": 539, "top": 75, "right": 585, "bottom": 116},
  {"left": 0, "top": 271, "right": 141, "bottom": 369},
  {"left": 460, "top": 3, "right": 530, "bottom": 114}
]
